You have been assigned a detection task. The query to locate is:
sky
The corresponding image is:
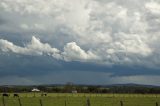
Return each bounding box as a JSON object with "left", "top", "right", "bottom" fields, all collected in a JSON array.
[{"left": 0, "top": 0, "right": 160, "bottom": 85}]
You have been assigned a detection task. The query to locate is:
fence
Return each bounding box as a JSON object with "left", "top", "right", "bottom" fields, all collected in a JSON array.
[
  {"left": 0, "top": 94, "right": 160, "bottom": 106},
  {"left": 0, "top": 97, "right": 159, "bottom": 106}
]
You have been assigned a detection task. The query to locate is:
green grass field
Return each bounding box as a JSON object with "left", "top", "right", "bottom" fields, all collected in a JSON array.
[{"left": 0, "top": 93, "right": 160, "bottom": 106}]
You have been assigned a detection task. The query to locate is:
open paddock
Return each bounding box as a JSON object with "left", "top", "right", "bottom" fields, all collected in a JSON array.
[{"left": 0, "top": 93, "right": 160, "bottom": 106}]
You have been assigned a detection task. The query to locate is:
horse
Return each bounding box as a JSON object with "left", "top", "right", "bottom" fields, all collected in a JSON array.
[
  {"left": 2, "top": 93, "right": 10, "bottom": 97},
  {"left": 13, "top": 93, "right": 19, "bottom": 97}
]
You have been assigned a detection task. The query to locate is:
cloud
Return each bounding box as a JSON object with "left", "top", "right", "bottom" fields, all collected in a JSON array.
[
  {"left": 0, "top": 0, "right": 90, "bottom": 34},
  {"left": 0, "top": 76, "right": 39, "bottom": 85},
  {"left": 0, "top": 35, "right": 155, "bottom": 68},
  {"left": 63, "top": 42, "right": 98, "bottom": 61},
  {"left": 0, "top": 36, "right": 98, "bottom": 62},
  {"left": 0, "top": 0, "right": 160, "bottom": 69},
  {"left": 110, "top": 75, "right": 160, "bottom": 85},
  {"left": 0, "top": 36, "right": 62, "bottom": 59},
  {"left": 145, "top": 1, "right": 160, "bottom": 15},
  {"left": 0, "top": 71, "right": 160, "bottom": 86}
]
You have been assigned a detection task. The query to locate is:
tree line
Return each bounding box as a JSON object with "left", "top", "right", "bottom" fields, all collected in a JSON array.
[{"left": 0, "top": 84, "right": 160, "bottom": 94}]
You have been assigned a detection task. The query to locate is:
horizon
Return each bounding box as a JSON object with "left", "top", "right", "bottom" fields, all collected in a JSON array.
[
  {"left": 1, "top": 83, "right": 160, "bottom": 87},
  {"left": 0, "top": 0, "right": 160, "bottom": 86}
]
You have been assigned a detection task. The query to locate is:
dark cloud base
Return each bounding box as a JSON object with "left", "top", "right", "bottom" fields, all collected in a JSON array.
[{"left": 0, "top": 53, "right": 159, "bottom": 77}]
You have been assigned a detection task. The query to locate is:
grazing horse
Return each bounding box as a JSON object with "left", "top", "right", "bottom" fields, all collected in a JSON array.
[
  {"left": 2, "top": 93, "right": 10, "bottom": 97},
  {"left": 13, "top": 94, "right": 19, "bottom": 97},
  {"left": 41, "top": 93, "right": 47, "bottom": 97}
]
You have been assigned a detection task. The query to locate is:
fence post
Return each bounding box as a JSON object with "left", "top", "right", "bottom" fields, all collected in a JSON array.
[
  {"left": 120, "top": 101, "right": 123, "bottom": 106},
  {"left": 18, "top": 98, "right": 22, "bottom": 106},
  {"left": 2, "top": 97, "right": 5, "bottom": 106},
  {"left": 39, "top": 99, "right": 43, "bottom": 106},
  {"left": 65, "top": 100, "right": 67, "bottom": 106},
  {"left": 86, "top": 98, "right": 91, "bottom": 106},
  {"left": 156, "top": 102, "right": 158, "bottom": 106}
]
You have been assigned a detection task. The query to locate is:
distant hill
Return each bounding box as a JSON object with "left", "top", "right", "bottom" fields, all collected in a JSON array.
[{"left": 104, "top": 83, "right": 160, "bottom": 88}]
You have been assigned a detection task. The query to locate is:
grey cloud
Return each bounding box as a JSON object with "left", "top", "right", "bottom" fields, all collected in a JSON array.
[
  {"left": 1, "top": 71, "right": 160, "bottom": 85},
  {"left": 110, "top": 75, "right": 160, "bottom": 86},
  {"left": 0, "top": 76, "right": 38, "bottom": 85}
]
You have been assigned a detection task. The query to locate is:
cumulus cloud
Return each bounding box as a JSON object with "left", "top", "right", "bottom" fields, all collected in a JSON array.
[
  {"left": 0, "top": 35, "right": 155, "bottom": 67},
  {"left": 63, "top": 42, "right": 98, "bottom": 61},
  {"left": 0, "top": 36, "right": 98, "bottom": 62},
  {"left": 0, "top": 0, "right": 160, "bottom": 68},
  {"left": 0, "top": 36, "right": 62, "bottom": 59}
]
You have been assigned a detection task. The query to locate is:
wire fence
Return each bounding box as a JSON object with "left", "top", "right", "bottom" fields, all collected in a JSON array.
[{"left": 0, "top": 94, "right": 160, "bottom": 106}]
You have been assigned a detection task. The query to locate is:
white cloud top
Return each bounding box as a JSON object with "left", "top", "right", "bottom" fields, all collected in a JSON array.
[
  {"left": 63, "top": 42, "right": 98, "bottom": 61},
  {"left": 0, "top": 36, "right": 61, "bottom": 59},
  {"left": 0, "top": 36, "right": 98, "bottom": 62}
]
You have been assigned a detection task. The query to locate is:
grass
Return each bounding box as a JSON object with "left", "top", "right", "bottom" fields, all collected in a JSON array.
[{"left": 0, "top": 93, "right": 160, "bottom": 106}]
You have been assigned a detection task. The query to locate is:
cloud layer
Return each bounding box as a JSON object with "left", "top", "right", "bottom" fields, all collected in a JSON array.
[{"left": 0, "top": 0, "right": 160, "bottom": 85}]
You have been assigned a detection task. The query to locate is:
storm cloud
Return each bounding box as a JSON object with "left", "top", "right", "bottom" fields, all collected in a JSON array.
[{"left": 0, "top": 0, "right": 160, "bottom": 85}]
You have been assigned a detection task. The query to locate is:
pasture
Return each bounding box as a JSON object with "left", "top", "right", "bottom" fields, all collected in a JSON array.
[{"left": 0, "top": 93, "right": 160, "bottom": 106}]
